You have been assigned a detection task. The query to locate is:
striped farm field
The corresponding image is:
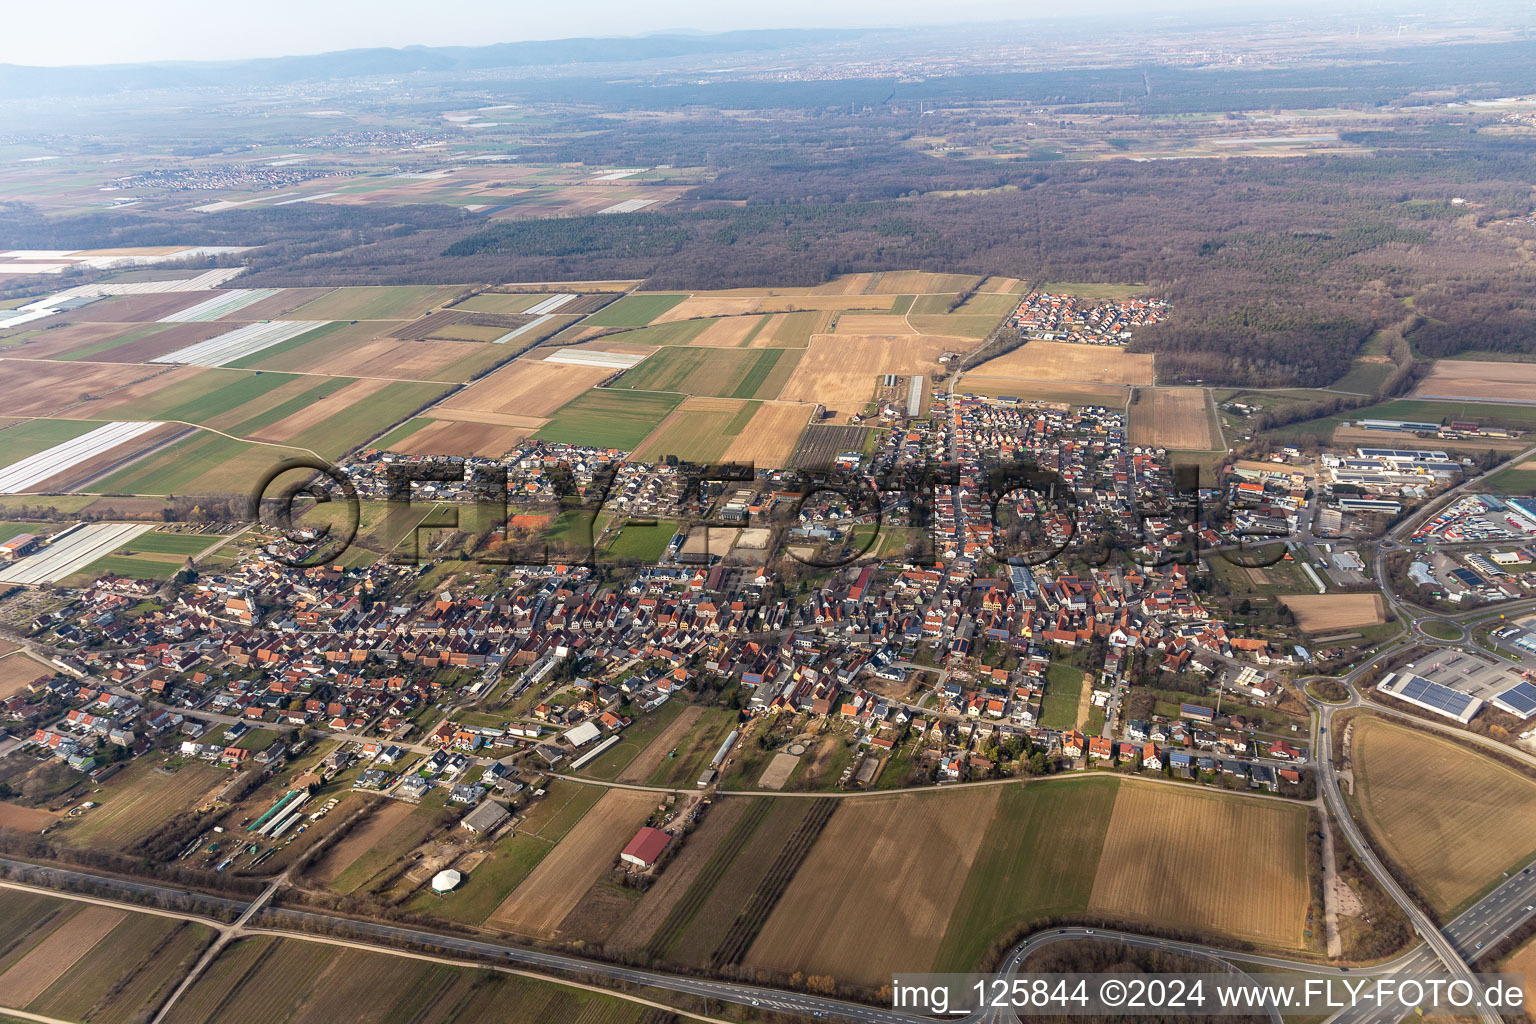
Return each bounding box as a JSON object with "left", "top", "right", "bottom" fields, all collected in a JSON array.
[
  {"left": 89, "top": 431, "right": 305, "bottom": 496},
  {"left": 1353, "top": 716, "right": 1536, "bottom": 914},
  {"left": 162, "top": 935, "right": 662, "bottom": 1024},
  {"left": 0, "top": 421, "right": 171, "bottom": 494},
  {"left": 151, "top": 320, "right": 328, "bottom": 367},
  {"left": 613, "top": 346, "right": 800, "bottom": 400},
  {"left": 155, "top": 288, "right": 280, "bottom": 322},
  {"left": 0, "top": 890, "right": 213, "bottom": 1024},
  {"left": 744, "top": 788, "right": 998, "bottom": 986},
  {"left": 0, "top": 522, "right": 155, "bottom": 586},
  {"left": 1087, "top": 783, "right": 1310, "bottom": 947},
  {"left": 0, "top": 419, "right": 98, "bottom": 476},
  {"left": 534, "top": 389, "right": 682, "bottom": 450}
]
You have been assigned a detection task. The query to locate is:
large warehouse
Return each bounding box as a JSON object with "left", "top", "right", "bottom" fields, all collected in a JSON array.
[{"left": 1376, "top": 672, "right": 1483, "bottom": 724}]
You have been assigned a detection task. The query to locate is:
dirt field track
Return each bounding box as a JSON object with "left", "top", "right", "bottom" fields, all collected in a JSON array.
[
  {"left": 1353, "top": 716, "right": 1536, "bottom": 913},
  {"left": 436, "top": 358, "right": 615, "bottom": 421},
  {"left": 1088, "top": 784, "right": 1310, "bottom": 947},
  {"left": 1130, "top": 388, "right": 1218, "bottom": 450},
  {"left": 0, "top": 904, "right": 126, "bottom": 1004},
  {"left": 486, "top": 788, "right": 656, "bottom": 938},
  {"left": 972, "top": 340, "right": 1156, "bottom": 386},
  {"left": 1412, "top": 360, "right": 1536, "bottom": 403},
  {"left": 778, "top": 334, "right": 955, "bottom": 417},
  {"left": 1280, "top": 593, "right": 1385, "bottom": 631},
  {"left": 744, "top": 788, "right": 999, "bottom": 985}
]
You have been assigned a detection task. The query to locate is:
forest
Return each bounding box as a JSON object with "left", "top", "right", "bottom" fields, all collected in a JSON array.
[{"left": 5, "top": 50, "right": 1536, "bottom": 389}]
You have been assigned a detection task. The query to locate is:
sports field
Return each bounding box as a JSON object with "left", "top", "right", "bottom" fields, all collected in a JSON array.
[
  {"left": 534, "top": 390, "right": 683, "bottom": 450},
  {"left": 778, "top": 333, "right": 957, "bottom": 417},
  {"left": 614, "top": 346, "right": 799, "bottom": 400},
  {"left": 485, "top": 788, "right": 656, "bottom": 938},
  {"left": 972, "top": 340, "right": 1156, "bottom": 386},
  {"left": 1352, "top": 716, "right": 1536, "bottom": 913},
  {"left": 1280, "top": 594, "right": 1386, "bottom": 631},
  {"left": 1129, "top": 387, "right": 1219, "bottom": 450}
]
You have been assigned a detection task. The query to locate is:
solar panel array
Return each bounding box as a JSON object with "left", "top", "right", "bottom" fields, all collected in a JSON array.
[
  {"left": 1493, "top": 681, "right": 1536, "bottom": 719},
  {"left": 1393, "top": 673, "right": 1478, "bottom": 717}
]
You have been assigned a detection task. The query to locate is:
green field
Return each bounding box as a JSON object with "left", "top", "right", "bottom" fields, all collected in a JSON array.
[
  {"left": 224, "top": 376, "right": 356, "bottom": 437},
  {"left": 1038, "top": 661, "right": 1084, "bottom": 731},
  {"left": 91, "top": 431, "right": 305, "bottom": 495},
  {"left": 604, "top": 519, "right": 682, "bottom": 563},
  {"left": 224, "top": 321, "right": 349, "bottom": 370},
  {"left": 284, "top": 380, "right": 451, "bottom": 458},
  {"left": 1329, "top": 359, "right": 1395, "bottom": 395},
  {"left": 134, "top": 370, "right": 297, "bottom": 425},
  {"left": 590, "top": 319, "right": 714, "bottom": 347},
  {"left": 0, "top": 419, "right": 99, "bottom": 468},
  {"left": 73, "top": 554, "right": 182, "bottom": 581},
  {"left": 932, "top": 777, "right": 1118, "bottom": 972},
  {"left": 1478, "top": 465, "right": 1536, "bottom": 495},
  {"left": 534, "top": 390, "right": 682, "bottom": 450},
  {"left": 614, "top": 346, "right": 796, "bottom": 400},
  {"left": 582, "top": 293, "right": 688, "bottom": 327}
]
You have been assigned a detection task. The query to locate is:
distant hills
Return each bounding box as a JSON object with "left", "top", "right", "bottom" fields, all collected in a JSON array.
[{"left": 0, "top": 29, "right": 865, "bottom": 98}]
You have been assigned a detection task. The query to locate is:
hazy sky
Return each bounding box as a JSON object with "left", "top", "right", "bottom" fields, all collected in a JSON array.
[{"left": 0, "top": 0, "right": 1249, "bottom": 67}]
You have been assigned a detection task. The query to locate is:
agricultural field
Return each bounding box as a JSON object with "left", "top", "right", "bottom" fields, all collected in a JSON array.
[
  {"left": 778, "top": 334, "right": 958, "bottom": 417},
  {"left": 375, "top": 417, "right": 533, "bottom": 457},
  {"left": 973, "top": 340, "right": 1156, "bottom": 386},
  {"left": 161, "top": 935, "right": 662, "bottom": 1024},
  {"left": 1279, "top": 593, "right": 1386, "bottom": 631},
  {"left": 534, "top": 390, "right": 683, "bottom": 451},
  {"left": 281, "top": 285, "right": 466, "bottom": 321},
  {"left": 484, "top": 787, "right": 657, "bottom": 939},
  {"left": 625, "top": 796, "right": 829, "bottom": 968},
  {"left": 744, "top": 787, "right": 999, "bottom": 986},
  {"left": 0, "top": 419, "right": 99, "bottom": 477},
  {"left": 57, "top": 759, "right": 226, "bottom": 848},
  {"left": 1129, "top": 387, "right": 1221, "bottom": 450},
  {"left": 1352, "top": 716, "right": 1536, "bottom": 913},
  {"left": 613, "top": 346, "right": 799, "bottom": 401},
  {"left": 583, "top": 293, "right": 688, "bottom": 327},
  {"left": 957, "top": 377, "right": 1132, "bottom": 407},
  {"left": 631, "top": 397, "right": 759, "bottom": 462},
  {"left": 89, "top": 431, "right": 306, "bottom": 496},
  {"left": 0, "top": 890, "right": 213, "bottom": 1024},
  {"left": 616, "top": 705, "right": 705, "bottom": 784},
  {"left": 1087, "top": 784, "right": 1310, "bottom": 947},
  {"left": 435, "top": 357, "right": 617, "bottom": 426},
  {"left": 1411, "top": 359, "right": 1536, "bottom": 403},
  {"left": 0, "top": 358, "right": 205, "bottom": 419}
]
